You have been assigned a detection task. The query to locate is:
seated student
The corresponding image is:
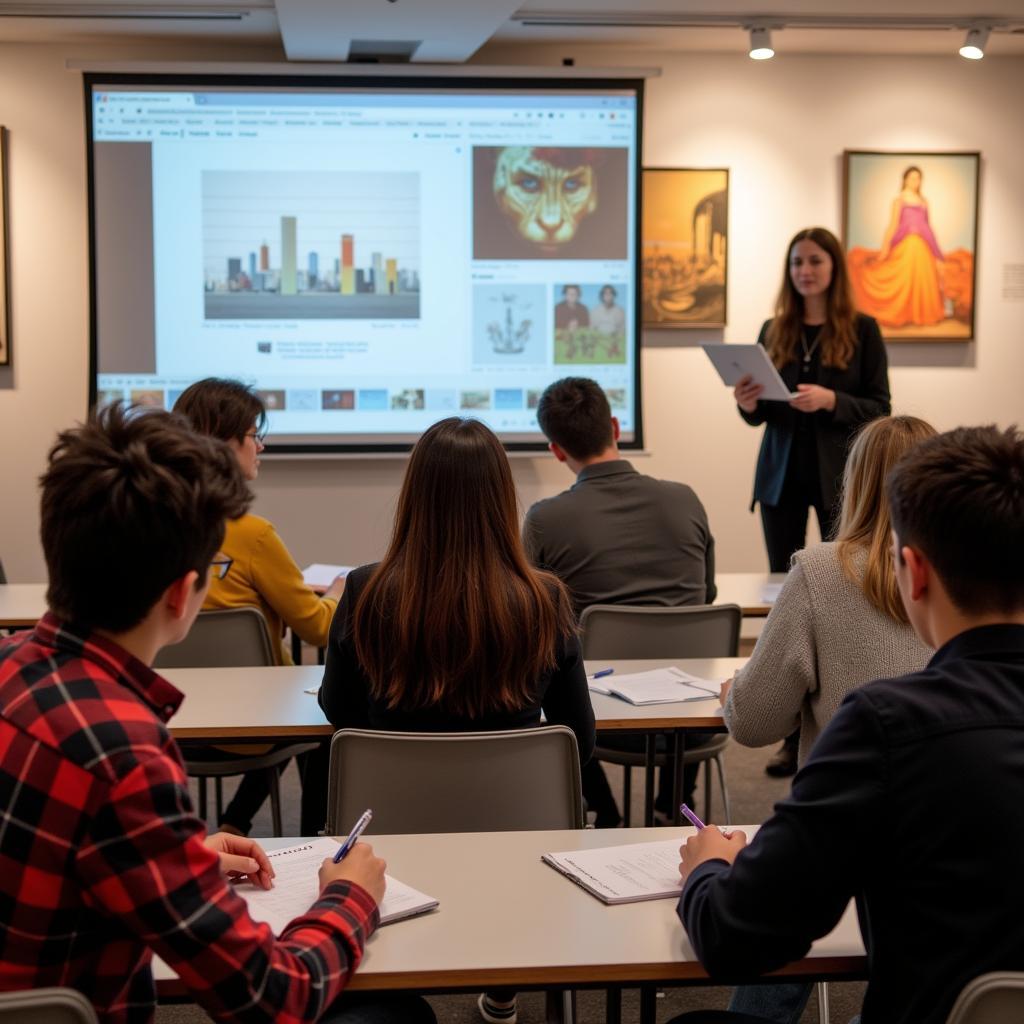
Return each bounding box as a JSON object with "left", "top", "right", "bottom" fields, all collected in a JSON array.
[
  {"left": 524, "top": 376, "right": 716, "bottom": 827},
  {"left": 319, "top": 416, "right": 595, "bottom": 1024},
  {"left": 0, "top": 403, "right": 432, "bottom": 1024},
  {"left": 675, "top": 425, "right": 1024, "bottom": 1024},
  {"left": 719, "top": 413, "right": 936, "bottom": 1022},
  {"left": 174, "top": 377, "right": 344, "bottom": 836}
]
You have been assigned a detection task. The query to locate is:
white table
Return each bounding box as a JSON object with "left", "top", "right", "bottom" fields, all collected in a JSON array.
[
  {"left": 154, "top": 829, "right": 866, "bottom": 1020},
  {"left": 0, "top": 583, "right": 47, "bottom": 628},
  {"left": 714, "top": 572, "right": 786, "bottom": 618}
]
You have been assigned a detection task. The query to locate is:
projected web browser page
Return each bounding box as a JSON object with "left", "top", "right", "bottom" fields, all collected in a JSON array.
[{"left": 90, "top": 82, "right": 641, "bottom": 450}]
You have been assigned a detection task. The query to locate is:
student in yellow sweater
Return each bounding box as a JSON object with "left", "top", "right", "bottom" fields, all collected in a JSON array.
[{"left": 174, "top": 378, "right": 345, "bottom": 834}]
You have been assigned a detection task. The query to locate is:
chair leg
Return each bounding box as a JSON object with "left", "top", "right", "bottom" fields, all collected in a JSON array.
[
  {"left": 268, "top": 765, "right": 284, "bottom": 837},
  {"left": 715, "top": 754, "right": 732, "bottom": 825},
  {"left": 215, "top": 777, "right": 224, "bottom": 823},
  {"left": 622, "top": 766, "right": 632, "bottom": 826},
  {"left": 197, "top": 777, "right": 208, "bottom": 823},
  {"left": 605, "top": 988, "right": 621, "bottom": 1024},
  {"left": 703, "top": 754, "right": 713, "bottom": 821},
  {"left": 816, "top": 981, "right": 830, "bottom": 1023},
  {"left": 643, "top": 735, "right": 656, "bottom": 827},
  {"left": 544, "top": 988, "right": 574, "bottom": 1024}
]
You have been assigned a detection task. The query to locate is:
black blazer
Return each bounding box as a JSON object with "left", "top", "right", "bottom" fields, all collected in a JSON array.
[{"left": 739, "top": 314, "right": 891, "bottom": 512}]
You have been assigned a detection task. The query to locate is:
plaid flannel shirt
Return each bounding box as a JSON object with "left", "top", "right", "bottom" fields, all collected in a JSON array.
[{"left": 0, "top": 614, "right": 378, "bottom": 1023}]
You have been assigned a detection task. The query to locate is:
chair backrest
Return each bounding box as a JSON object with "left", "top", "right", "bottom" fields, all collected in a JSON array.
[
  {"left": 579, "top": 603, "right": 742, "bottom": 660},
  {"left": 0, "top": 987, "right": 98, "bottom": 1023},
  {"left": 153, "top": 607, "right": 277, "bottom": 668},
  {"left": 945, "top": 972, "right": 1024, "bottom": 1024},
  {"left": 325, "top": 725, "right": 584, "bottom": 835}
]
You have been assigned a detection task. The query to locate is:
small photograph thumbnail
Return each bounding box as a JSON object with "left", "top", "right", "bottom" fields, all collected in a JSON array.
[
  {"left": 358, "top": 389, "right": 389, "bottom": 411},
  {"left": 130, "top": 389, "right": 165, "bottom": 408},
  {"left": 526, "top": 389, "right": 542, "bottom": 410},
  {"left": 471, "top": 283, "right": 547, "bottom": 366},
  {"left": 257, "top": 389, "right": 287, "bottom": 410},
  {"left": 425, "top": 389, "right": 458, "bottom": 411},
  {"left": 553, "top": 282, "right": 628, "bottom": 365},
  {"left": 322, "top": 389, "right": 355, "bottom": 410},
  {"left": 606, "top": 388, "right": 627, "bottom": 410},
  {"left": 494, "top": 388, "right": 524, "bottom": 410},
  {"left": 391, "top": 389, "right": 425, "bottom": 410},
  {"left": 95, "top": 388, "right": 125, "bottom": 409},
  {"left": 287, "top": 389, "right": 319, "bottom": 411},
  {"left": 460, "top": 390, "right": 492, "bottom": 411}
]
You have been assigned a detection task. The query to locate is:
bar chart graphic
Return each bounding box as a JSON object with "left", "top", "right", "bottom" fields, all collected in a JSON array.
[{"left": 202, "top": 171, "right": 420, "bottom": 320}]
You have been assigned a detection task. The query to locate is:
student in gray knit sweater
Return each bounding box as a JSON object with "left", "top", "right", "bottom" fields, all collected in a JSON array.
[{"left": 723, "top": 414, "right": 937, "bottom": 768}]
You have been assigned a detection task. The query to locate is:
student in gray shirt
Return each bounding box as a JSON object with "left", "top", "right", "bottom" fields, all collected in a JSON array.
[{"left": 525, "top": 377, "right": 716, "bottom": 825}]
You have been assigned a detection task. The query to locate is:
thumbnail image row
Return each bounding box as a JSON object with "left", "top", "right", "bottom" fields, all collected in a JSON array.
[
  {"left": 97, "top": 385, "right": 629, "bottom": 416},
  {"left": 474, "top": 282, "right": 628, "bottom": 366}
]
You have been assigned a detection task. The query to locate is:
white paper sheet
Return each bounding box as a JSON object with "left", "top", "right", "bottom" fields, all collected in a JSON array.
[
  {"left": 601, "top": 667, "right": 720, "bottom": 705},
  {"left": 302, "top": 564, "right": 354, "bottom": 590},
  {"left": 543, "top": 838, "right": 685, "bottom": 904},
  {"left": 234, "top": 837, "right": 438, "bottom": 933}
]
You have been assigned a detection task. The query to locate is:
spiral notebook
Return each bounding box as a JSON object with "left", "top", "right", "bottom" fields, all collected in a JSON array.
[
  {"left": 236, "top": 837, "right": 439, "bottom": 933},
  {"left": 542, "top": 838, "right": 685, "bottom": 905}
]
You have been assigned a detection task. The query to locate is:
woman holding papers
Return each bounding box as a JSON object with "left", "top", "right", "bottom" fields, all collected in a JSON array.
[
  {"left": 735, "top": 227, "right": 891, "bottom": 574},
  {"left": 174, "top": 378, "right": 344, "bottom": 836},
  {"left": 320, "top": 416, "right": 595, "bottom": 1024},
  {"left": 718, "top": 414, "right": 935, "bottom": 1024}
]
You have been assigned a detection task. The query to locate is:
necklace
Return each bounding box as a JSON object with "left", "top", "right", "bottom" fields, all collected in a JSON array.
[{"left": 800, "top": 327, "right": 821, "bottom": 366}]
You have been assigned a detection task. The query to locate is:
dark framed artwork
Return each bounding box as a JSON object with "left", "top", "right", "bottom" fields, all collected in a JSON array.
[
  {"left": 843, "top": 150, "right": 980, "bottom": 341},
  {"left": 641, "top": 167, "right": 728, "bottom": 328},
  {"left": 0, "top": 127, "right": 8, "bottom": 366}
]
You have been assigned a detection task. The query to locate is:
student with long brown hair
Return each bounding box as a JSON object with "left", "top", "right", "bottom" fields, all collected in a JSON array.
[
  {"left": 319, "top": 416, "right": 595, "bottom": 1024},
  {"left": 734, "top": 226, "right": 892, "bottom": 778},
  {"left": 319, "top": 416, "right": 594, "bottom": 747}
]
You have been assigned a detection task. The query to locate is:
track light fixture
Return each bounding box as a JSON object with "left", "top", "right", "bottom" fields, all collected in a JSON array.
[
  {"left": 959, "top": 26, "right": 990, "bottom": 60},
  {"left": 748, "top": 25, "right": 774, "bottom": 60}
]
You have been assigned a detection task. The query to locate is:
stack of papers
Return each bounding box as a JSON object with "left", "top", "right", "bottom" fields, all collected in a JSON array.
[
  {"left": 587, "top": 666, "right": 719, "bottom": 705},
  {"left": 235, "top": 837, "right": 439, "bottom": 932},
  {"left": 543, "top": 838, "right": 685, "bottom": 904},
  {"left": 760, "top": 583, "right": 784, "bottom": 604},
  {"left": 302, "top": 564, "right": 355, "bottom": 590}
]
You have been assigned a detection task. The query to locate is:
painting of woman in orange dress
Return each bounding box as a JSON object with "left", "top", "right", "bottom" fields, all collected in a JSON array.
[{"left": 845, "top": 152, "right": 978, "bottom": 340}]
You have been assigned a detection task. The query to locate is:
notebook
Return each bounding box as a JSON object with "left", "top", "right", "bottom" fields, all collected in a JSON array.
[
  {"left": 542, "top": 838, "right": 685, "bottom": 904},
  {"left": 588, "top": 666, "right": 719, "bottom": 705},
  {"left": 235, "top": 837, "right": 439, "bottom": 933},
  {"left": 302, "top": 564, "right": 355, "bottom": 590}
]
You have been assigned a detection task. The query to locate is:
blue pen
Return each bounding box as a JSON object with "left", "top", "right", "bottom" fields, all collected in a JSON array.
[
  {"left": 679, "top": 803, "right": 706, "bottom": 830},
  {"left": 333, "top": 808, "right": 373, "bottom": 863},
  {"left": 592, "top": 668, "right": 615, "bottom": 679}
]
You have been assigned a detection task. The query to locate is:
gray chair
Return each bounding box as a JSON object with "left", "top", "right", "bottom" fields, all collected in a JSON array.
[
  {"left": 579, "top": 602, "right": 742, "bottom": 826},
  {"left": 155, "top": 607, "right": 317, "bottom": 835},
  {"left": 0, "top": 987, "right": 98, "bottom": 1023},
  {"left": 946, "top": 972, "right": 1024, "bottom": 1024},
  {"left": 325, "top": 725, "right": 584, "bottom": 835}
]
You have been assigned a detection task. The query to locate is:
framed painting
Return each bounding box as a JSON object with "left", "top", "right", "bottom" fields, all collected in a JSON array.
[
  {"left": 0, "top": 127, "right": 8, "bottom": 366},
  {"left": 641, "top": 167, "right": 728, "bottom": 328},
  {"left": 843, "top": 150, "right": 980, "bottom": 341}
]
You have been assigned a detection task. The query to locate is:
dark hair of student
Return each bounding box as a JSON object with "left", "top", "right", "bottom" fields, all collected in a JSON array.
[
  {"left": 353, "top": 417, "right": 575, "bottom": 718},
  {"left": 172, "top": 377, "right": 267, "bottom": 443},
  {"left": 536, "top": 376, "right": 614, "bottom": 462},
  {"left": 887, "top": 424, "right": 1024, "bottom": 614},
  {"left": 40, "top": 402, "right": 252, "bottom": 632},
  {"left": 766, "top": 226, "right": 858, "bottom": 372}
]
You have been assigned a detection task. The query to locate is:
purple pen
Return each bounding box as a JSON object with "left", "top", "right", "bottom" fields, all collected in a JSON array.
[
  {"left": 679, "top": 803, "right": 706, "bottom": 830},
  {"left": 592, "top": 668, "right": 614, "bottom": 679}
]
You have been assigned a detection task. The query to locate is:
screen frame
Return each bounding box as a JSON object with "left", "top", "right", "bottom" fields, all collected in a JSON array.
[{"left": 84, "top": 71, "right": 645, "bottom": 455}]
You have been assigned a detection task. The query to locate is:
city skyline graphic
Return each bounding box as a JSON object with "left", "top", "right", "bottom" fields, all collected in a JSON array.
[{"left": 203, "top": 171, "right": 421, "bottom": 320}]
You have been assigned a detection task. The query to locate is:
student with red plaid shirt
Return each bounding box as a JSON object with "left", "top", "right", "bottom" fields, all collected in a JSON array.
[{"left": 0, "top": 404, "right": 433, "bottom": 1024}]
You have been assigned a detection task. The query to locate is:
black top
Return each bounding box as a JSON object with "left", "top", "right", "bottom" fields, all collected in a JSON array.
[
  {"left": 523, "top": 460, "right": 716, "bottom": 617},
  {"left": 739, "top": 314, "right": 891, "bottom": 512},
  {"left": 679, "top": 624, "right": 1024, "bottom": 1024},
  {"left": 318, "top": 564, "right": 596, "bottom": 764}
]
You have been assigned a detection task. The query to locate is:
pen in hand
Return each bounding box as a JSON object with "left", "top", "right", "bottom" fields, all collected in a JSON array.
[
  {"left": 333, "top": 808, "right": 374, "bottom": 863},
  {"left": 679, "top": 803, "right": 706, "bottom": 830}
]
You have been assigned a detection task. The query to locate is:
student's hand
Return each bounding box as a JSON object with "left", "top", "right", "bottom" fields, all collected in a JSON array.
[
  {"left": 733, "top": 375, "right": 764, "bottom": 413},
  {"left": 324, "top": 574, "right": 347, "bottom": 602},
  {"left": 719, "top": 677, "right": 733, "bottom": 704},
  {"left": 205, "top": 832, "right": 275, "bottom": 891},
  {"left": 319, "top": 842, "right": 387, "bottom": 906},
  {"left": 789, "top": 384, "right": 836, "bottom": 414},
  {"left": 678, "top": 827, "right": 747, "bottom": 885}
]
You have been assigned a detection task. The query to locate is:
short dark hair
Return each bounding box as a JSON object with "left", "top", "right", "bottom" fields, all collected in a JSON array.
[
  {"left": 887, "top": 425, "right": 1024, "bottom": 614},
  {"left": 40, "top": 402, "right": 252, "bottom": 632},
  {"left": 536, "top": 377, "right": 614, "bottom": 461},
  {"left": 172, "top": 377, "right": 266, "bottom": 443}
]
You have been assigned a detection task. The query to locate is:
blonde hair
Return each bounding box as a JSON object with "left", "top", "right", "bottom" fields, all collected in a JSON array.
[{"left": 836, "top": 415, "right": 938, "bottom": 622}]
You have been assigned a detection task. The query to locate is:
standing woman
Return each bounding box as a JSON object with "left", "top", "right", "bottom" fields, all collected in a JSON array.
[{"left": 735, "top": 226, "right": 891, "bottom": 573}]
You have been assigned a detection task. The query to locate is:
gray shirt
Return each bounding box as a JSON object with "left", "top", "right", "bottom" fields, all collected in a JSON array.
[{"left": 523, "top": 459, "right": 716, "bottom": 615}]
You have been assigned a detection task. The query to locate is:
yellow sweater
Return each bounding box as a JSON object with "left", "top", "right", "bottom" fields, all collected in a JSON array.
[{"left": 206, "top": 513, "right": 338, "bottom": 665}]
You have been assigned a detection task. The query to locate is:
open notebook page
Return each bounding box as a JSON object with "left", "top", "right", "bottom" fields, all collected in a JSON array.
[{"left": 589, "top": 666, "right": 719, "bottom": 705}]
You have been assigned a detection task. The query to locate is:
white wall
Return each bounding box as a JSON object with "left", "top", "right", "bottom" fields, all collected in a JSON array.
[{"left": 2, "top": 40, "right": 1023, "bottom": 581}]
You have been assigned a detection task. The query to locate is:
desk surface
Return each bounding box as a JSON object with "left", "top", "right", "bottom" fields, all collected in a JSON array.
[
  {"left": 165, "top": 659, "right": 741, "bottom": 741},
  {"left": 156, "top": 828, "right": 865, "bottom": 994},
  {"left": 0, "top": 572, "right": 784, "bottom": 629}
]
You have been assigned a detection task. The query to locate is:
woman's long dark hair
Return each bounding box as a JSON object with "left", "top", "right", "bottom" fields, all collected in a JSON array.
[
  {"left": 353, "top": 417, "right": 575, "bottom": 717},
  {"left": 766, "top": 227, "right": 858, "bottom": 371}
]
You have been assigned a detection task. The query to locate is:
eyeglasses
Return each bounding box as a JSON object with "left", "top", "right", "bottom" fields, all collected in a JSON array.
[
  {"left": 210, "top": 555, "right": 233, "bottom": 581},
  {"left": 245, "top": 428, "right": 268, "bottom": 445}
]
